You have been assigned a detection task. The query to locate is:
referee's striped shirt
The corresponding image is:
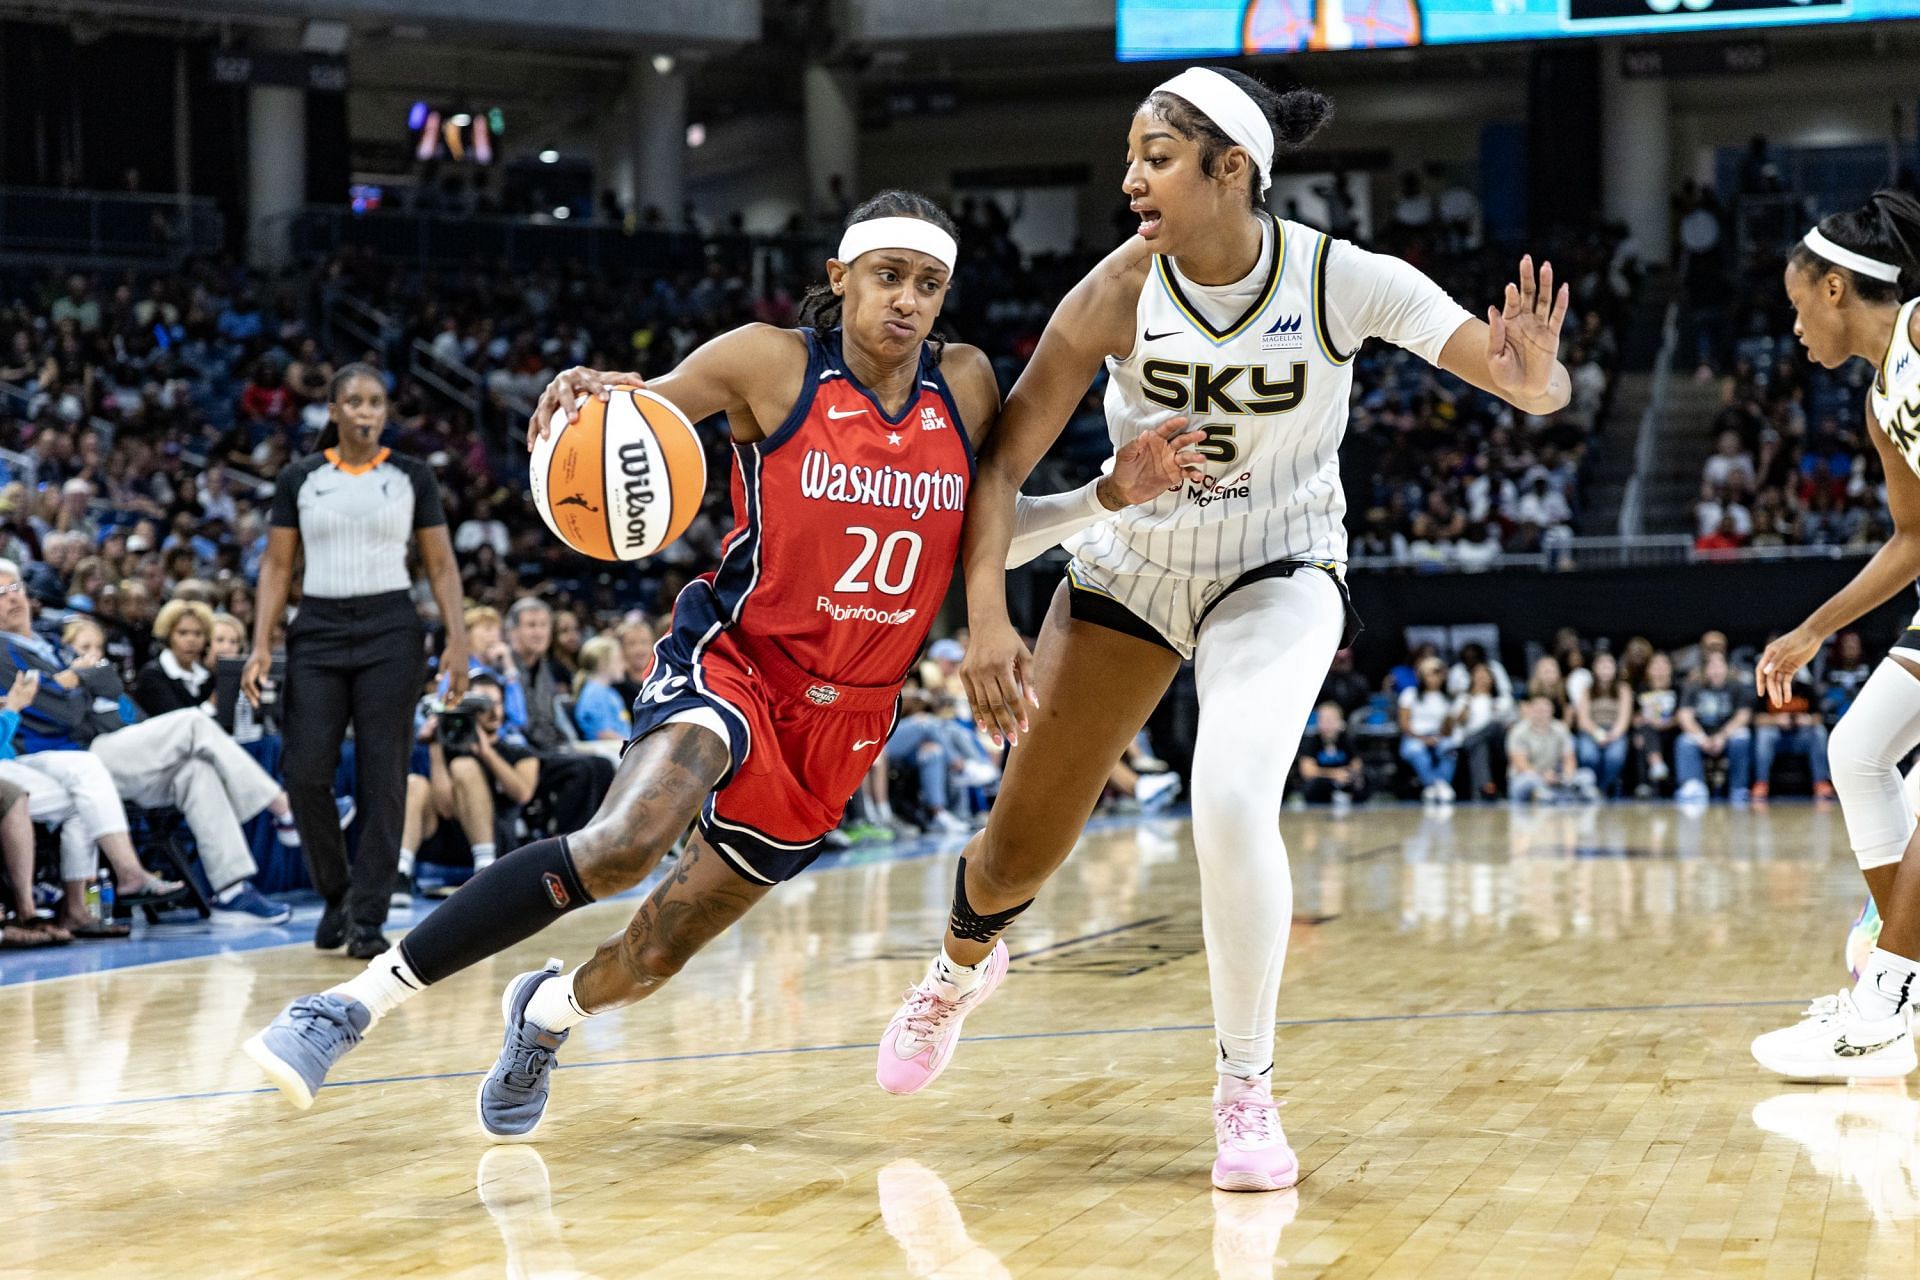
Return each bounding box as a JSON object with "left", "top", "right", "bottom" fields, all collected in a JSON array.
[{"left": 270, "top": 448, "right": 445, "bottom": 598}]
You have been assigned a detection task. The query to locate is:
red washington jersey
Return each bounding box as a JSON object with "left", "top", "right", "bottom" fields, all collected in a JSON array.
[{"left": 676, "top": 326, "right": 973, "bottom": 694}]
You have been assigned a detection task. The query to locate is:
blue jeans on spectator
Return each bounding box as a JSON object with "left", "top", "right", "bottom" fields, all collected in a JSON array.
[
  {"left": 1752, "top": 723, "right": 1831, "bottom": 789},
  {"left": 1400, "top": 737, "right": 1457, "bottom": 790},
  {"left": 886, "top": 717, "right": 952, "bottom": 817},
  {"left": 1675, "top": 730, "right": 1752, "bottom": 794},
  {"left": 1576, "top": 733, "right": 1630, "bottom": 795}
]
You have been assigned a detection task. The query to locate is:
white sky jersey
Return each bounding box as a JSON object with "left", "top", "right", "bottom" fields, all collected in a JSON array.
[
  {"left": 1869, "top": 298, "right": 1920, "bottom": 478},
  {"left": 1066, "top": 216, "right": 1474, "bottom": 581}
]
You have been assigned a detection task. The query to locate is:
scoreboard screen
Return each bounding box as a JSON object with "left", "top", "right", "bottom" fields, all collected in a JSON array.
[{"left": 1118, "top": 0, "right": 1920, "bottom": 59}]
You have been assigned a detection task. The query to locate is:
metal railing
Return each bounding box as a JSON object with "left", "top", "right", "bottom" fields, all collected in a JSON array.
[
  {"left": 1616, "top": 299, "right": 1679, "bottom": 538},
  {"left": 1351, "top": 534, "right": 1871, "bottom": 575},
  {"left": 288, "top": 205, "right": 829, "bottom": 277},
  {"left": 0, "top": 186, "right": 222, "bottom": 263}
]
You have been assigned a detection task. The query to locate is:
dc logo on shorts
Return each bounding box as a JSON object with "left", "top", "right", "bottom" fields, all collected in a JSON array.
[
  {"left": 642, "top": 674, "right": 689, "bottom": 705},
  {"left": 806, "top": 684, "right": 840, "bottom": 706}
]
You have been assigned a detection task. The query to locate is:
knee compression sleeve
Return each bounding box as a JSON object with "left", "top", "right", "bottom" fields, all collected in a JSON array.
[
  {"left": 1829, "top": 662, "right": 1920, "bottom": 871},
  {"left": 398, "top": 837, "right": 595, "bottom": 984},
  {"left": 949, "top": 855, "right": 1033, "bottom": 944}
]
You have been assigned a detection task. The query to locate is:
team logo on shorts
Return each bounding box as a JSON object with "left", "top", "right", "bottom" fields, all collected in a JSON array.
[
  {"left": 542, "top": 871, "right": 571, "bottom": 910},
  {"left": 806, "top": 684, "right": 840, "bottom": 706}
]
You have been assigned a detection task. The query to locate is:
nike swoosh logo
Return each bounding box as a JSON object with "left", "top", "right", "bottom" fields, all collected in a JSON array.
[
  {"left": 827, "top": 406, "right": 867, "bottom": 420},
  {"left": 1835, "top": 1034, "right": 1906, "bottom": 1057},
  {"left": 853, "top": 739, "right": 882, "bottom": 750},
  {"left": 1144, "top": 329, "right": 1183, "bottom": 342}
]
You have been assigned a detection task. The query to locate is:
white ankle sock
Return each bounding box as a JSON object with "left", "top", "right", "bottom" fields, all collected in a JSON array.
[
  {"left": 329, "top": 948, "right": 426, "bottom": 1024},
  {"left": 472, "top": 842, "right": 497, "bottom": 870},
  {"left": 215, "top": 881, "right": 245, "bottom": 904},
  {"left": 524, "top": 969, "right": 592, "bottom": 1033},
  {"left": 1854, "top": 946, "right": 1920, "bottom": 1020},
  {"left": 932, "top": 947, "right": 991, "bottom": 995},
  {"left": 397, "top": 847, "right": 415, "bottom": 878}
]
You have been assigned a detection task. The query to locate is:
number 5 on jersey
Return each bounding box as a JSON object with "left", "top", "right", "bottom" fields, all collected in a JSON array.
[{"left": 834, "top": 526, "right": 924, "bottom": 595}]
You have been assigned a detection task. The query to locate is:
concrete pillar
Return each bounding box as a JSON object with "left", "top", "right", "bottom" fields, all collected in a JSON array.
[
  {"left": 246, "top": 30, "right": 305, "bottom": 271},
  {"left": 628, "top": 56, "right": 686, "bottom": 223},
  {"left": 1601, "top": 42, "right": 1671, "bottom": 266},
  {"left": 803, "top": 63, "right": 858, "bottom": 222}
]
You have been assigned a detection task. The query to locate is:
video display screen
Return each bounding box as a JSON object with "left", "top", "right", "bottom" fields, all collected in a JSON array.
[{"left": 1118, "top": 0, "right": 1920, "bottom": 59}]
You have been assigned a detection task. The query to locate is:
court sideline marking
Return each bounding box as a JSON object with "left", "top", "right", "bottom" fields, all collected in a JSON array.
[{"left": 0, "top": 995, "right": 1808, "bottom": 1121}]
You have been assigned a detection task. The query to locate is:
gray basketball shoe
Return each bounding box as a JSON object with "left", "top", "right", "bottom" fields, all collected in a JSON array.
[
  {"left": 477, "top": 959, "right": 570, "bottom": 1143},
  {"left": 244, "top": 993, "right": 372, "bottom": 1110}
]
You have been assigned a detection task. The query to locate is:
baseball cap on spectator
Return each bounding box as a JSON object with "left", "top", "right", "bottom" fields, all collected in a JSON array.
[{"left": 929, "top": 639, "right": 964, "bottom": 664}]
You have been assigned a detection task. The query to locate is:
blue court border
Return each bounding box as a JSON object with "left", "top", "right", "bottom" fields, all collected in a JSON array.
[{"left": 0, "top": 996, "right": 1810, "bottom": 1122}]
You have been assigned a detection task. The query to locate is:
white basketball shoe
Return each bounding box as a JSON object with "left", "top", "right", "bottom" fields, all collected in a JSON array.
[{"left": 1751, "top": 990, "right": 1917, "bottom": 1082}]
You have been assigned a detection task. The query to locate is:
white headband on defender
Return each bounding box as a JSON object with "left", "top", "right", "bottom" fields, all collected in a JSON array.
[
  {"left": 1804, "top": 227, "right": 1902, "bottom": 282},
  {"left": 1154, "top": 66, "right": 1275, "bottom": 196},
  {"left": 837, "top": 217, "right": 957, "bottom": 274}
]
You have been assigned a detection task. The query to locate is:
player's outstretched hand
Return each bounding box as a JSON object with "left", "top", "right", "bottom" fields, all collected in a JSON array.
[
  {"left": 1757, "top": 626, "right": 1822, "bottom": 708},
  {"left": 1485, "top": 254, "right": 1571, "bottom": 404},
  {"left": 962, "top": 620, "right": 1037, "bottom": 748},
  {"left": 527, "top": 367, "right": 650, "bottom": 450},
  {"left": 1106, "top": 415, "right": 1204, "bottom": 507}
]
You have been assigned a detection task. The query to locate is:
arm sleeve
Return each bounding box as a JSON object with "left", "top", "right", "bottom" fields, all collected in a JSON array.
[
  {"left": 1323, "top": 238, "right": 1477, "bottom": 366},
  {"left": 269, "top": 462, "right": 303, "bottom": 529},
  {"left": 1007, "top": 478, "right": 1110, "bottom": 569},
  {"left": 406, "top": 457, "right": 447, "bottom": 530}
]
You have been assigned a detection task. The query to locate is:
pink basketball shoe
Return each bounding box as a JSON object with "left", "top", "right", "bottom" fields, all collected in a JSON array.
[
  {"left": 1212, "top": 1074, "right": 1299, "bottom": 1192},
  {"left": 876, "top": 940, "right": 1009, "bottom": 1095}
]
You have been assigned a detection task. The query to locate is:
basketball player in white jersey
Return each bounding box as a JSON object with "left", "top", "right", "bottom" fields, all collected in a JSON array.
[
  {"left": 1749, "top": 190, "right": 1920, "bottom": 1081},
  {"left": 874, "top": 66, "right": 1572, "bottom": 1191}
]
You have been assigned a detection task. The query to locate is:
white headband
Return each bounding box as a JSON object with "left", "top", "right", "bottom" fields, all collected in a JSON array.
[
  {"left": 837, "top": 216, "right": 957, "bottom": 274},
  {"left": 1154, "top": 67, "right": 1274, "bottom": 196},
  {"left": 1803, "top": 227, "right": 1902, "bottom": 282}
]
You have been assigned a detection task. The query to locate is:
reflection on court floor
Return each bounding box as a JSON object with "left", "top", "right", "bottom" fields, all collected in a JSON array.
[{"left": 3, "top": 803, "right": 1916, "bottom": 1277}]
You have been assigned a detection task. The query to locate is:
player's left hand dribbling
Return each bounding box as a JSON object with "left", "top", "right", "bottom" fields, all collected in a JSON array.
[{"left": 527, "top": 367, "right": 649, "bottom": 450}]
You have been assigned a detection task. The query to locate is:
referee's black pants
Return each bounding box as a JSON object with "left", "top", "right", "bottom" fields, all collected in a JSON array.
[{"left": 282, "top": 591, "right": 425, "bottom": 928}]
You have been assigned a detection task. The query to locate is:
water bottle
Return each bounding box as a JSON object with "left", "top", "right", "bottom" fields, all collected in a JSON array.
[{"left": 96, "top": 867, "right": 115, "bottom": 923}]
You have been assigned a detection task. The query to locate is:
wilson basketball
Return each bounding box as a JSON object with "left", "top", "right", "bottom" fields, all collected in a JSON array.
[{"left": 529, "top": 386, "right": 706, "bottom": 561}]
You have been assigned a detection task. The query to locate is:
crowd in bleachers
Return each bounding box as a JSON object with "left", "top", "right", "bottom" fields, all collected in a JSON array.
[
  {"left": 1299, "top": 624, "right": 1863, "bottom": 809},
  {"left": 1679, "top": 176, "right": 1895, "bottom": 552}
]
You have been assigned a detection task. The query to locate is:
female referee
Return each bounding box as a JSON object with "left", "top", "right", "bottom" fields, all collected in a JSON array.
[
  {"left": 877, "top": 66, "right": 1573, "bottom": 1193},
  {"left": 1750, "top": 190, "right": 1920, "bottom": 1083},
  {"left": 243, "top": 191, "right": 1202, "bottom": 1130},
  {"left": 245, "top": 364, "right": 469, "bottom": 960}
]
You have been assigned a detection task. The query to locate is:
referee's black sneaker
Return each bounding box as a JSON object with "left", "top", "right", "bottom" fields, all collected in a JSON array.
[
  {"left": 345, "top": 923, "right": 391, "bottom": 960},
  {"left": 314, "top": 895, "right": 349, "bottom": 950}
]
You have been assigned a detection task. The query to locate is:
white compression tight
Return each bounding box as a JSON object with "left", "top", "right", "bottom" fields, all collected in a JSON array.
[
  {"left": 1190, "top": 570, "right": 1345, "bottom": 1079},
  {"left": 1830, "top": 657, "right": 1920, "bottom": 870}
]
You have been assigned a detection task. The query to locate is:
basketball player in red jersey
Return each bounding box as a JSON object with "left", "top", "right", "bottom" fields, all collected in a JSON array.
[{"left": 243, "top": 190, "right": 1204, "bottom": 1136}]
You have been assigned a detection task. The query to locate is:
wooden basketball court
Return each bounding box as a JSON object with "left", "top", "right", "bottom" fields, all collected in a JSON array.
[{"left": 4, "top": 803, "right": 1916, "bottom": 1278}]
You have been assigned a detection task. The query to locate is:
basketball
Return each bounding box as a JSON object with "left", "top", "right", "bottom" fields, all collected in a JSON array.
[{"left": 529, "top": 386, "right": 706, "bottom": 561}]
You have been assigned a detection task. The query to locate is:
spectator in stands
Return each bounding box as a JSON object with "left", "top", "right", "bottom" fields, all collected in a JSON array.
[
  {"left": 1694, "top": 483, "right": 1752, "bottom": 541},
  {"left": 551, "top": 609, "right": 584, "bottom": 678},
  {"left": 50, "top": 274, "right": 100, "bottom": 334},
  {"left": 1445, "top": 642, "right": 1512, "bottom": 700},
  {"left": 0, "top": 559, "right": 291, "bottom": 925},
  {"left": 1695, "top": 514, "right": 1744, "bottom": 556},
  {"left": 570, "top": 635, "right": 631, "bottom": 743},
  {"left": 1297, "top": 702, "right": 1366, "bottom": 810},
  {"left": 1751, "top": 655, "right": 1834, "bottom": 806},
  {"left": 1525, "top": 654, "right": 1569, "bottom": 718},
  {"left": 1506, "top": 694, "right": 1598, "bottom": 805},
  {"left": 613, "top": 617, "right": 656, "bottom": 705},
  {"left": 237, "top": 358, "right": 292, "bottom": 426},
  {"left": 504, "top": 596, "right": 566, "bottom": 751},
  {"left": 207, "top": 612, "right": 268, "bottom": 744},
  {"left": 1319, "top": 647, "right": 1372, "bottom": 715},
  {"left": 132, "top": 599, "right": 221, "bottom": 718},
  {"left": 1452, "top": 662, "right": 1514, "bottom": 801},
  {"left": 401, "top": 671, "right": 539, "bottom": 896},
  {"left": 1820, "top": 630, "right": 1872, "bottom": 724},
  {"left": 1702, "top": 429, "right": 1757, "bottom": 495},
  {"left": 1632, "top": 652, "right": 1680, "bottom": 796},
  {"left": 885, "top": 689, "right": 975, "bottom": 835},
  {"left": 1398, "top": 656, "right": 1458, "bottom": 804},
  {"left": 1675, "top": 650, "right": 1753, "bottom": 803},
  {"left": 1573, "top": 650, "right": 1633, "bottom": 797}
]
